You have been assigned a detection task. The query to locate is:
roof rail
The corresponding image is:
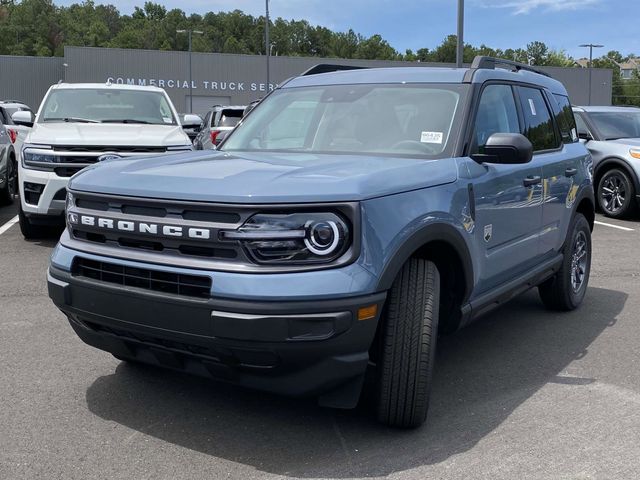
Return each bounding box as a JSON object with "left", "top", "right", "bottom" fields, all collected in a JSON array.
[
  {"left": 301, "top": 64, "right": 368, "bottom": 76},
  {"left": 464, "top": 56, "right": 551, "bottom": 82}
]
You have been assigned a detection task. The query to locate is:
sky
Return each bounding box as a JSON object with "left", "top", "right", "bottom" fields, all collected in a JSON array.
[{"left": 56, "top": 0, "right": 639, "bottom": 59}]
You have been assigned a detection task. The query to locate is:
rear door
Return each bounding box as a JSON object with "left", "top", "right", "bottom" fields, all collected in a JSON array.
[
  {"left": 467, "top": 83, "right": 544, "bottom": 292},
  {"left": 515, "top": 87, "right": 577, "bottom": 255}
]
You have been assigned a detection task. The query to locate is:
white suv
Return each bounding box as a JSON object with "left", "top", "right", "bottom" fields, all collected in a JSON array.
[{"left": 18, "top": 83, "right": 199, "bottom": 238}]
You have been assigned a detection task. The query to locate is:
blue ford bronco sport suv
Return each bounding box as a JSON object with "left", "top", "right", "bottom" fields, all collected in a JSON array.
[{"left": 48, "top": 57, "right": 594, "bottom": 428}]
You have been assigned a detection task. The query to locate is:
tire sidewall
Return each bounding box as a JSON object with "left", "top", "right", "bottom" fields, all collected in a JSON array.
[
  {"left": 564, "top": 214, "right": 592, "bottom": 309},
  {"left": 597, "top": 168, "right": 633, "bottom": 218}
]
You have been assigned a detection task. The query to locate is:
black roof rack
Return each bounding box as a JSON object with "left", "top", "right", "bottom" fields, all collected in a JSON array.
[
  {"left": 465, "top": 56, "right": 551, "bottom": 81},
  {"left": 301, "top": 64, "right": 368, "bottom": 76}
]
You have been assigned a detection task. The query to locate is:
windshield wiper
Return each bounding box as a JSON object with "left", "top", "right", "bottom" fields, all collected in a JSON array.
[
  {"left": 100, "top": 119, "right": 151, "bottom": 124},
  {"left": 44, "top": 117, "right": 100, "bottom": 123}
]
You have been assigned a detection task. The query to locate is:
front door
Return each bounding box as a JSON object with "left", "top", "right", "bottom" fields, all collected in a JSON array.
[{"left": 466, "top": 83, "right": 544, "bottom": 293}]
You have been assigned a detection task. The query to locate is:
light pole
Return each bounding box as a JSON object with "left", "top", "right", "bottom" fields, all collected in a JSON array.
[
  {"left": 456, "top": 0, "right": 464, "bottom": 68},
  {"left": 579, "top": 43, "right": 604, "bottom": 105},
  {"left": 177, "top": 29, "right": 204, "bottom": 113},
  {"left": 265, "top": 0, "right": 271, "bottom": 89}
]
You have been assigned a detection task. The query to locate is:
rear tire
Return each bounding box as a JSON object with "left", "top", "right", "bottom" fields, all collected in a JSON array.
[
  {"left": 538, "top": 213, "right": 591, "bottom": 311},
  {"left": 375, "top": 258, "right": 439, "bottom": 428},
  {"left": 18, "top": 203, "right": 48, "bottom": 240}
]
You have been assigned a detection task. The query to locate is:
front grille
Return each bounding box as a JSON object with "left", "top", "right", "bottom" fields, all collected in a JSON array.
[
  {"left": 55, "top": 166, "right": 84, "bottom": 177},
  {"left": 53, "top": 145, "right": 168, "bottom": 153},
  {"left": 73, "top": 258, "right": 212, "bottom": 298},
  {"left": 68, "top": 191, "right": 251, "bottom": 263}
]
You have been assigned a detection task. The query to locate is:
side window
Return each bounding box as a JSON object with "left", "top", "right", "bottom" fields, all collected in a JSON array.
[
  {"left": 551, "top": 94, "right": 578, "bottom": 143},
  {"left": 575, "top": 114, "right": 592, "bottom": 139},
  {"left": 202, "top": 112, "right": 211, "bottom": 129},
  {"left": 517, "top": 86, "right": 560, "bottom": 152},
  {"left": 472, "top": 84, "right": 520, "bottom": 153}
]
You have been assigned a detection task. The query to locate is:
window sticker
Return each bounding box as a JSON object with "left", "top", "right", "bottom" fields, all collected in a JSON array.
[
  {"left": 420, "top": 131, "right": 443, "bottom": 144},
  {"left": 528, "top": 98, "right": 537, "bottom": 116},
  {"left": 163, "top": 117, "right": 172, "bottom": 123},
  {"left": 571, "top": 127, "right": 578, "bottom": 142}
]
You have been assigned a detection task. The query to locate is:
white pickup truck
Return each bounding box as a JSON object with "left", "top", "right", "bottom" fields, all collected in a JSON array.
[{"left": 16, "top": 83, "right": 199, "bottom": 238}]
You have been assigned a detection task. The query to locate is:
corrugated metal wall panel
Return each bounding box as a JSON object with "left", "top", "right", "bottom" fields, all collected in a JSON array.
[
  {"left": 0, "top": 47, "right": 613, "bottom": 116},
  {"left": 0, "top": 55, "right": 64, "bottom": 110}
]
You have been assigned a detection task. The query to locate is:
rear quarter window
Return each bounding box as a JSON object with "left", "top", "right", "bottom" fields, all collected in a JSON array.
[{"left": 552, "top": 94, "right": 578, "bottom": 143}]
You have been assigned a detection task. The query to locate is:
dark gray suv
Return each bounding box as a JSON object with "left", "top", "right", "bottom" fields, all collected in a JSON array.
[{"left": 48, "top": 57, "right": 594, "bottom": 428}]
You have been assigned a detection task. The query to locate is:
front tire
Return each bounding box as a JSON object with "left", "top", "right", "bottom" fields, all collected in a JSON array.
[
  {"left": 538, "top": 213, "right": 591, "bottom": 311},
  {"left": 597, "top": 168, "right": 636, "bottom": 218},
  {"left": 18, "top": 203, "right": 48, "bottom": 239},
  {"left": 376, "top": 258, "right": 439, "bottom": 428},
  {"left": 0, "top": 154, "right": 16, "bottom": 205}
]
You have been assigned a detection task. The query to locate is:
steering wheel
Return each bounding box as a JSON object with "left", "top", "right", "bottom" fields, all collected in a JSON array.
[{"left": 390, "top": 140, "right": 439, "bottom": 155}]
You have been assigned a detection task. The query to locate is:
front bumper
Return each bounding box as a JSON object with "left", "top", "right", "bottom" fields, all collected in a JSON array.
[
  {"left": 19, "top": 166, "right": 68, "bottom": 216},
  {"left": 48, "top": 265, "right": 385, "bottom": 406}
]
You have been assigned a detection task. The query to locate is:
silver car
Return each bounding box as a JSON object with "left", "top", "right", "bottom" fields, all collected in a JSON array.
[
  {"left": 574, "top": 106, "right": 640, "bottom": 218},
  {"left": 0, "top": 119, "right": 17, "bottom": 205},
  {"left": 193, "top": 105, "right": 245, "bottom": 150}
]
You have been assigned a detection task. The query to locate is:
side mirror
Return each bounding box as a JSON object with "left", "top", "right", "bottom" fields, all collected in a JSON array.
[
  {"left": 181, "top": 114, "right": 202, "bottom": 130},
  {"left": 472, "top": 133, "right": 533, "bottom": 165},
  {"left": 12, "top": 110, "right": 34, "bottom": 127},
  {"left": 578, "top": 131, "right": 593, "bottom": 142}
]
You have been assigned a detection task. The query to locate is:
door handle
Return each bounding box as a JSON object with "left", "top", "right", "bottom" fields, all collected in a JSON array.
[
  {"left": 565, "top": 167, "right": 578, "bottom": 177},
  {"left": 523, "top": 175, "right": 542, "bottom": 187}
]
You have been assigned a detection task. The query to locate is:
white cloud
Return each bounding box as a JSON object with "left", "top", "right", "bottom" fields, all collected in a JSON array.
[{"left": 480, "top": 0, "right": 601, "bottom": 15}]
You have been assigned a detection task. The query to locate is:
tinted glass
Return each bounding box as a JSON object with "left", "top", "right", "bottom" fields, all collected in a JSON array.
[
  {"left": 575, "top": 114, "right": 591, "bottom": 137},
  {"left": 472, "top": 84, "right": 520, "bottom": 153},
  {"left": 588, "top": 111, "right": 640, "bottom": 140},
  {"left": 219, "top": 109, "right": 243, "bottom": 127},
  {"left": 518, "top": 87, "right": 559, "bottom": 151},
  {"left": 40, "top": 89, "right": 177, "bottom": 125},
  {"left": 552, "top": 94, "right": 578, "bottom": 143},
  {"left": 223, "top": 84, "right": 465, "bottom": 157}
]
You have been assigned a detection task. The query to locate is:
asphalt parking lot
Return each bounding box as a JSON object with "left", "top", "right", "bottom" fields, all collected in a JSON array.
[{"left": 1, "top": 202, "right": 640, "bottom": 480}]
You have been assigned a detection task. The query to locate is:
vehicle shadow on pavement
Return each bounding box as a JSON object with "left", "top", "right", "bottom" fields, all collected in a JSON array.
[{"left": 85, "top": 287, "right": 625, "bottom": 478}]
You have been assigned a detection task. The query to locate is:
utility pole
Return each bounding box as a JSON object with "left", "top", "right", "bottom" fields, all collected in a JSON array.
[
  {"left": 579, "top": 43, "right": 604, "bottom": 105},
  {"left": 265, "top": 0, "right": 271, "bottom": 89},
  {"left": 177, "top": 29, "right": 203, "bottom": 113},
  {"left": 456, "top": 0, "right": 464, "bottom": 68}
]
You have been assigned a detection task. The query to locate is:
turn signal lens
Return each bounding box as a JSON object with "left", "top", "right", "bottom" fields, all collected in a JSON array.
[
  {"left": 630, "top": 148, "right": 640, "bottom": 159},
  {"left": 358, "top": 304, "right": 378, "bottom": 321}
]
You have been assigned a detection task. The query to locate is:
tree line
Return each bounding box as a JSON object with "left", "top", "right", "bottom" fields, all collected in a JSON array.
[{"left": 1, "top": 0, "right": 640, "bottom": 105}]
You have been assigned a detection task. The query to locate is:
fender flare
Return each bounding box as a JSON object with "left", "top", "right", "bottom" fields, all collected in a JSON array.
[
  {"left": 376, "top": 222, "right": 474, "bottom": 302},
  {"left": 594, "top": 157, "right": 640, "bottom": 192}
]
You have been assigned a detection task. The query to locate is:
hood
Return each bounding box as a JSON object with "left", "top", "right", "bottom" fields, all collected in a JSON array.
[
  {"left": 26, "top": 122, "right": 191, "bottom": 147},
  {"left": 69, "top": 150, "right": 459, "bottom": 203},
  {"left": 610, "top": 138, "right": 640, "bottom": 148}
]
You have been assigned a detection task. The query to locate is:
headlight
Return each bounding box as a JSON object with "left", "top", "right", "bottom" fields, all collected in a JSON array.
[
  {"left": 221, "top": 212, "right": 350, "bottom": 265},
  {"left": 22, "top": 146, "right": 61, "bottom": 169},
  {"left": 630, "top": 148, "right": 640, "bottom": 159},
  {"left": 65, "top": 191, "right": 78, "bottom": 228}
]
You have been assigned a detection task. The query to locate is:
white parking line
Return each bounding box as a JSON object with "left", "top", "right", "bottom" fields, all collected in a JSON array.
[
  {"left": 0, "top": 215, "right": 18, "bottom": 235},
  {"left": 594, "top": 220, "right": 635, "bottom": 232}
]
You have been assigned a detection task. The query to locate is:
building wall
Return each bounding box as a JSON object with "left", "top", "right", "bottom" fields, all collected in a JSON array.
[
  {"left": 0, "top": 55, "right": 65, "bottom": 110},
  {"left": 1, "top": 46, "right": 613, "bottom": 115}
]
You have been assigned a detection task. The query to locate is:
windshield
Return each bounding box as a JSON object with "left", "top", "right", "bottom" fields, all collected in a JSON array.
[
  {"left": 589, "top": 111, "right": 640, "bottom": 140},
  {"left": 40, "top": 88, "right": 177, "bottom": 125},
  {"left": 222, "top": 84, "right": 464, "bottom": 157}
]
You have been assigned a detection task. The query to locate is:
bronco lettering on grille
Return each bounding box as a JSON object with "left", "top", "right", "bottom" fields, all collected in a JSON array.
[{"left": 69, "top": 213, "right": 212, "bottom": 240}]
